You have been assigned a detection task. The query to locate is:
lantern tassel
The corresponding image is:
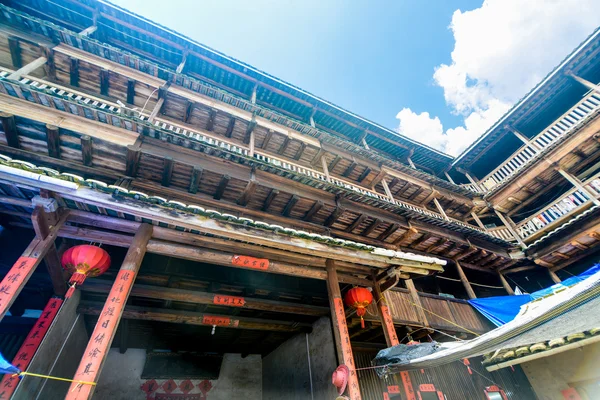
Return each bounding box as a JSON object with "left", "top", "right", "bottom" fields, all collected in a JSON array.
[
  {"left": 65, "top": 273, "right": 87, "bottom": 299},
  {"left": 360, "top": 316, "right": 365, "bottom": 329}
]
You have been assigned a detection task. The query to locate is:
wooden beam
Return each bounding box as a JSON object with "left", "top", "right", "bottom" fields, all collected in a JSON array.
[
  {"left": 148, "top": 88, "right": 166, "bottom": 122},
  {"left": 206, "top": 109, "right": 217, "bottom": 131},
  {"left": 293, "top": 142, "right": 306, "bottom": 161},
  {"left": 31, "top": 206, "right": 67, "bottom": 296},
  {"left": 325, "top": 260, "right": 362, "bottom": 400},
  {"left": 262, "top": 189, "right": 279, "bottom": 211},
  {"left": 433, "top": 198, "right": 449, "bottom": 221},
  {"left": 70, "top": 58, "right": 80, "bottom": 87},
  {"left": 238, "top": 179, "right": 257, "bottom": 207},
  {"left": 126, "top": 79, "right": 135, "bottom": 105},
  {"left": 0, "top": 210, "right": 68, "bottom": 321},
  {"left": 381, "top": 179, "right": 394, "bottom": 201},
  {"left": 161, "top": 157, "right": 174, "bottom": 187},
  {"left": 7, "top": 56, "right": 49, "bottom": 81},
  {"left": 357, "top": 167, "right": 371, "bottom": 183},
  {"left": 182, "top": 100, "right": 194, "bottom": 124},
  {"left": 393, "top": 227, "right": 419, "bottom": 246},
  {"left": 8, "top": 36, "right": 22, "bottom": 69},
  {"left": 454, "top": 260, "right": 476, "bottom": 299},
  {"left": 494, "top": 209, "right": 526, "bottom": 249},
  {"left": 368, "top": 169, "right": 387, "bottom": 189},
  {"left": 45, "top": 124, "right": 61, "bottom": 159},
  {"left": 261, "top": 128, "right": 273, "bottom": 148},
  {"left": 278, "top": 136, "right": 291, "bottom": 155},
  {"left": 100, "top": 69, "right": 109, "bottom": 96},
  {"left": 324, "top": 206, "right": 345, "bottom": 227},
  {"left": 328, "top": 155, "right": 341, "bottom": 172},
  {"left": 245, "top": 118, "right": 257, "bottom": 145},
  {"left": 125, "top": 146, "right": 141, "bottom": 178},
  {"left": 363, "top": 218, "right": 381, "bottom": 237},
  {"left": 426, "top": 238, "right": 448, "bottom": 254},
  {"left": 411, "top": 233, "right": 431, "bottom": 248},
  {"left": 557, "top": 168, "right": 600, "bottom": 206},
  {"left": 0, "top": 113, "right": 19, "bottom": 149},
  {"left": 214, "top": 174, "right": 231, "bottom": 200},
  {"left": 77, "top": 302, "right": 312, "bottom": 333},
  {"left": 548, "top": 269, "right": 561, "bottom": 284},
  {"left": 188, "top": 167, "right": 203, "bottom": 194},
  {"left": 346, "top": 214, "right": 366, "bottom": 233},
  {"left": 498, "top": 273, "right": 514, "bottom": 295},
  {"left": 66, "top": 224, "right": 153, "bottom": 400},
  {"left": 80, "top": 135, "right": 93, "bottom": 166},
  {"left": 81, "top": 281, "right": 329, "bottom": 317},
  {"left": 304, "top": 200, "right": 322, "bottom": 222},
  {"left": 343, "top": 161, "right": 358, "bottom": 178},
  {"left": 320, "top": 154, "right": 331, "bottom": 181},
  {"left": 281, "top": 195, "right": 299, "bottom": 217}
]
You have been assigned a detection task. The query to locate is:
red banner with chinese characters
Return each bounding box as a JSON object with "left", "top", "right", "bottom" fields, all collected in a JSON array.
[
  {"left": 202, "top": 316, "right": 239, "bottom": 327},
  {"left": 0, "top": 256, "right": 38, "bottom": 319},
  {"left": 0, "top": 297, "right": 63, "bottom": 399},
  {"left": 231, "top": 255, "right": 269, "bottom": 270},
  {"left": 333, "top": 297, "right": 361, "bottom": 400},
  {"left": 388, "top": 385, "right": 400, "bottom": 394},
  {"left": 213, "top": 295, "right": 245, "bottom": 307},
  {"left": 68, "top": 268, "right": 136, "bottom": 399}
]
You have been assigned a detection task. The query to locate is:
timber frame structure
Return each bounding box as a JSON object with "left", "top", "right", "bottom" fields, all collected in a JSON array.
[{"left": 0, "top": 1, "right": 598, "bottom": 399}]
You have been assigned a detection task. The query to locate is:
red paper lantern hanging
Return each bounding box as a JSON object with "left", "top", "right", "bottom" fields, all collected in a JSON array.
[
  {"left": 61, "top": 245, "right": 111, "bottom": 298},
  {"left": 344, "top": 287, "right": 373, "bottom": 328}
]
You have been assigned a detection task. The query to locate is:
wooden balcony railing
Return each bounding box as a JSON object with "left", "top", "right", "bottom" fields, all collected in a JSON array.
[
  {"left": 463, "top": 91, "right": 600, "bottom": 193},
  {"left": 515, "top": 172, "right": 600, "bottom": 241},
  {"left": 365, "top": 289, "right": 494, "bottom": 335}
]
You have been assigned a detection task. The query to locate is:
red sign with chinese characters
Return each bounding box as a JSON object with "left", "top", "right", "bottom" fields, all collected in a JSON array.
[
  {"left": 202, "top": 315, "right": 238, "bottom": 327},
  {"left": 213, "top": 295, "right": 245, "bottom": 307},
  {"left": 0, "top": 256, "right": 38, "bottom": 318},
  {"left": 388, "top": 385, "right": 400, "bottom": 394},
  {"left": 333, "top": 297, "right": 361, "bottom": 400},
  {"left": 0, "top": 297, "right": 63, "bottom": 399},
  {"left": 231, "top": 255, "right": 269, "bottom": 270}
]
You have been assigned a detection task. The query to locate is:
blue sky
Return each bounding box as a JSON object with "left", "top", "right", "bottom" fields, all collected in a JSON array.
[
  {"left": 110, "top": 1, "right": 477, "bottom": 128},
  {"left": 110, "top": 0, "right": 600, "bottom": 156}
]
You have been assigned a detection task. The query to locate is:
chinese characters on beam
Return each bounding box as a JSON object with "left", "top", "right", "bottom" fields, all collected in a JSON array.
[
  {"left": 66, "top": 224, "right": 153, "bottom": 400},
  {"left": 231, "top": 255, "right": 269, "bottom": 270},
  {"left": 0, "top": 297, "right": 63, "bottom": 399}
]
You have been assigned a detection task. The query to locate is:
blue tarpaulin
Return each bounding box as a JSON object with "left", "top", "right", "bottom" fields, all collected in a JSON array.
[
  {"left": 0, "top": 352, "right": 19, "bottom": 375},
  {"left": 468, "top": 263, "right": 600, "bottom": 326}
]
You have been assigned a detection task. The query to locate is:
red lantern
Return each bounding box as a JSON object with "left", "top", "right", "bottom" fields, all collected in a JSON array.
[
  {"left": 344, "top": 287, "right": 373, "bottom": 328},
  {"left": 61, "top": 245, "right": 111, "bottom": 298}
]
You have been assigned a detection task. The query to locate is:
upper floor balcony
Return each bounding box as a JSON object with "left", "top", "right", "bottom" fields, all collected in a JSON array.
[{"left": 461, "top": 89, "right": 600, "bottom": 195}]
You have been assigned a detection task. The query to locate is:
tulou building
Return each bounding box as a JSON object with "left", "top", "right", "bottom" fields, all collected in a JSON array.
[{"left": 0, "top": 0, "right": 598, "bottom": 399}]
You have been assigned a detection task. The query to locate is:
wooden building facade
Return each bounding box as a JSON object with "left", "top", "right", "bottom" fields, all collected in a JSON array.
[{"left": 0, "top": 1, "right": 597, "bottom": 399}]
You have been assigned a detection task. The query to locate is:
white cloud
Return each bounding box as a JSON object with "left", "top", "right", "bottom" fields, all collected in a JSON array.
[{"left": 396, "top": 0, "right": 600, "bottom": 156}]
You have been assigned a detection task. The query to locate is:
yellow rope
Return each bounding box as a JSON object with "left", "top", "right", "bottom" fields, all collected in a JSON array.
[
  {"left": 377, "top": 293, "right": 481, "bottom": 337},
  {"left": 13, "top": 372, "right": 96, "bottom": 386}
]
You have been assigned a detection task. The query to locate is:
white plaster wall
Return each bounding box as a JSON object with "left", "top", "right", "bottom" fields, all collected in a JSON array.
[
  {"left": 93, "top": 349, "right": 261, "bottom": 400},
  {"left": 521, "top": 341, "right": 600, "bottom": 400}
]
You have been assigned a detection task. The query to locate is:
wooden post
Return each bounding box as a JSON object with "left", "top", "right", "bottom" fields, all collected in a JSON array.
[
  {"left": 433, "top": 198, "right": 449, "bottom": 221},
  {"left": 0, "top": 211, "right": 67, "bottom": 320},
  {"left": 444, "top": 171, "right": 455, "bottom": 184},
  {"left": 548, "top": 269, "right": 562, "bottom": 284},
  {"left": 31, "top": 206, "right": 67, "bottom": 296},
  {"left": 557, "top": 168, "right": 600, "bottom": 206},
  {"left": 372, "top": 276, "right": 417, "bottom": 400},
  {"left": 66, "top": 224, "right": 153, "bottom": 400},
  {"left": 470, "top": 212, "right": 487, "bottom": 231},
  {"left": 381, "top": 179, "right": 394, "bottom": 202},
  {"left": 498, "top": 273, "right": 514, "bottom": 295},
  {"left": 568, "top": 72, "right": 600, "bottom": 94},
  {"left": 326, "top": 260, "right": 361, "bottom": 400},
  {"left": 494, "top": 209, "right": 526, "bottom": 249},
  {"left": 454, "top": 260, "right": 477, "bottom": 299},
  {"left": 404, "top": 279, "right": 429, "bottom": 327}
]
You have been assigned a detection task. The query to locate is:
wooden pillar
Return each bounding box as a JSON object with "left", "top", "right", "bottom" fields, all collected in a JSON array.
[
  {"left": 325, "top": 260, "right": 361, "bottom": 400},
  {"left": 498, "top": 273, "right": 514, "bottom": 295},
  {"left": 0, "top": 210, "right": 67, "bottom": 320},
  {"left": 433, "top": 198, "right": 449, "bottom": 221},
  {"left": 548, "top": 269, "right": 562, "bottom": 284},
  {"left": 470, "top": 212, "right": 487, "bottom": 231},
  {"left": 31, "top": 205, "right": 67, "bottom": 296},
  {"left": 444, "top": 171, "right": 455, "bottom": 184},
  {"left": 557, "top": 169, "right": 600, "bottom": 206},
  {"left": 569, "top": 72, "right": 600, "bottom": 94},
  {"left": 494, "top": 209, "right": 526, "bottom": 249},
  {"left": 372, "top": 277, "right": 417, "bottom": 400},
  {"left": 454, "top": 260, "right": 477, "bottom": 299},
  {"left": 66, "top": 224, "right": 152, "bottom": 400},
  {"left": 404, "top": 279, "right": 429, "bottom": 327}
]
